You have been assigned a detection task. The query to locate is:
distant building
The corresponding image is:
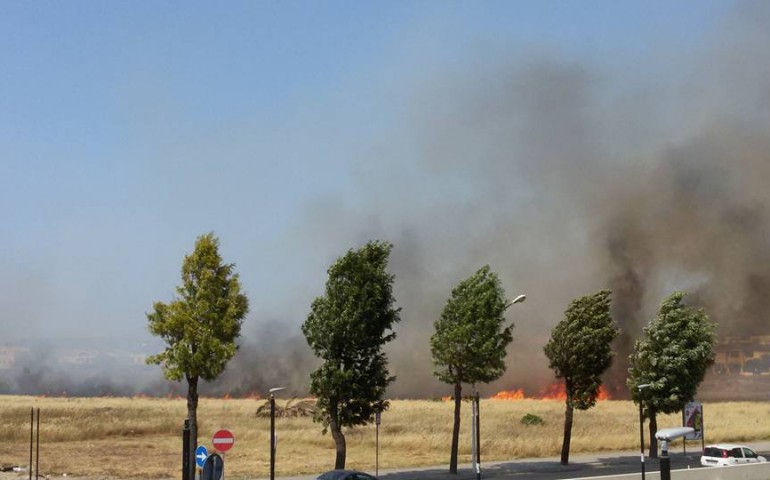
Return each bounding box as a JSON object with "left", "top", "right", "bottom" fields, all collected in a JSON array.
[{"left": 714, "top": 336, "right": 770, "bottom": 375}]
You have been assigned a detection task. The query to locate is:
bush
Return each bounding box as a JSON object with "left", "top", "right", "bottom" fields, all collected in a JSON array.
[{"left": 520, "top": 413, "right": 544, "bottom": 426}]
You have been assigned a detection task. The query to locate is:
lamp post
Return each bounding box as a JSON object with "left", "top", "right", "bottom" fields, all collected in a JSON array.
[
  {"left": 269, "top": 387, "right": 285, "bottom": 480},
  {"left": 506, "top": 294, "right": 527, "bottom": 309},
  {"left": 638, "top": 383, "right": 651, "bottom": 480},
  {"left": 473, "top": 294, "right": 526, "bottom": 480}
]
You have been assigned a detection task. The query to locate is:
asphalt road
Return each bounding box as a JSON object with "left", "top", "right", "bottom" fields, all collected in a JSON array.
[{"left": 283, "top": 441, "right": 770, "bottom": 480}]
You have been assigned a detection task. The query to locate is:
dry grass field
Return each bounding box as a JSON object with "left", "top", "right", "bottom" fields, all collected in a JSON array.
[{"left": 1, "top": 395, "right": 768, "bottom": 479}]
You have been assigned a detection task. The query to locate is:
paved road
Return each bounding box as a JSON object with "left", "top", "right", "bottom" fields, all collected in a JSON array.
[{"left": 282, "top": 441, "right": 770, "bottom": 480}]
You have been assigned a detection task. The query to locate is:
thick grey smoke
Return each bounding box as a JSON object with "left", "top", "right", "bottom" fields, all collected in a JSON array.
[
  {"left": 259, "top": 1, "right": 770, "bottom": 399},
  {"left": 4, "top": 2, "right": 770, "bottom": 400}
]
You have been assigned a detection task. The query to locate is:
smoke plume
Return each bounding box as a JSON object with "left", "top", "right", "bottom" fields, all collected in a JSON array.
[{"left": 4, "top": 2, "right": 770, "bottom": 400}]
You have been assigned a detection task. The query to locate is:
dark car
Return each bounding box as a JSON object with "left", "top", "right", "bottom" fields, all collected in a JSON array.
[{"left": 316, "top": 469, "right": 377, "bottom": 480}]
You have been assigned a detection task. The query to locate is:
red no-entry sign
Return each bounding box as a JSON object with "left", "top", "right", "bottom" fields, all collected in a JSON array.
[{"left": 212, "top": 429, "right": 235, "bottom": 452}]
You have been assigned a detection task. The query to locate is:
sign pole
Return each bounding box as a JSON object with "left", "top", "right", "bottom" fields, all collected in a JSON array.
[
  {"left": 637, "top": 384, "right": 652, "bottom": 480},
  {"left": 375, "top": 411, "right": 381, "bottom": 478},
  {"left": 471, "top": 393, "right": 477, "bottom": 478},
  {"left": 35, "top": 409, "right": 40, "bottom": 480},
  {"left": 270, "top": 393, "right": 276, "bottom": 480},
  {"left": 475, "top": 392, "right": 481, "bottom": 480},
  {"left": 29, "top": 408, "right": 33, "bottom": 480},
  {"left": 682, "top": 410, "right": 687, "bottom": 456}
]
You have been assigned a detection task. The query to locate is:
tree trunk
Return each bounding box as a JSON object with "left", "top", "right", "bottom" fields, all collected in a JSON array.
[
  {"left": 560, "top": 401, "right": 573, "bottom": 465},
  {"left": 330, "top": 403, "right": 346, "bottom": 469},
  {"left": 186, "top": 374, "right": 199, "bottom": 480},
  {"left": 449, "top": 383, "right": 462, "bottom": 474},
  {"left": 648, "top": 410, "right": 658, "bottom": 458}
]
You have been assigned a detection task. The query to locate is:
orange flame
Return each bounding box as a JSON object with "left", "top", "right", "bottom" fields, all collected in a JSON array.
[
  {"left": 597, "top": 386, "right": 611, "bottom": 401},
  {"left": 539, "top": 382, "right": 567, "bottom": 400},
  {"left": 491, "top": 389, "right": 526, "bottom": 400},
  {"left": 491, "top": 383, "right": 612, "bottom": 401}
]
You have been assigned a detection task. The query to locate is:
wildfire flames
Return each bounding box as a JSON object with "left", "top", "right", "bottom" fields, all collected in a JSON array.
[
  {"left": 492, "top": 383, "right": 611, "bottom": 401},
  {"left": 490, "top": 389, "right": 526, "bottom": 400}
]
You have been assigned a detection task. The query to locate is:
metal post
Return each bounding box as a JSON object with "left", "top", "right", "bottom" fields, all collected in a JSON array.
[
  {"left": 267, "top": 387, "right": 285, "bottom": 480},
  {"left": 637, "top": 384, "right": 651, "bottom": 480},
  {"left": 29, "top": 408, "right": 33, "bottom": 480},
  {"left": 639, "top": 398, "right": 645, "bottom": 480},
  {"left": 681, "top": 409, "right": 687, "bottom": 456},
  {"left": 701, "top": 408, "right": 705, "bottom": 454},
  {"left": 270, "top": 393, "right": 276, "bottom": 480},
  {"left": 475, "top": 392, "right": 481, "bottom": 480},
  {"left": 471, "top": 396, "right": 477, "bottom": 476},
  {"left": 375, "top": 411, "right": 381, "bottom": 479},
  {"left": 183, "top": 419, "right": 191, "bottom": 480},
  {"left": 660, "top": 439, "right": 671, "bottom": 480},
  {"left": 35, "top": 409, "right": 40, "bottom": 480}
]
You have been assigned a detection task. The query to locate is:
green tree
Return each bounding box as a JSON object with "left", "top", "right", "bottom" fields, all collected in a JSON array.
[
  {"left": 302, "top": 240, "right": 401, "bottom": 470},
  {"left": 627, "top": 291, "right": 716, "bottom": 457},
  {"left": 544, "top": 290, "right": 619, "bottom": 465},
  {"left": 430, "top": 265, "right": 514, "bottom": 474},
  {"left": 146, "top": 233, "right": 248, "bottom": 478}
]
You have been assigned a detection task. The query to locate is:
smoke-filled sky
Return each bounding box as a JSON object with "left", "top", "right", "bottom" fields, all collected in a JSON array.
[{"left": 3, "top": 1, "right": 770, "bottom": 397}]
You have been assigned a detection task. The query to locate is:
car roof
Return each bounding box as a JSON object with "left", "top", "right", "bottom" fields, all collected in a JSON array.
[
  {"left": 317, "top": 470, "right": 368, "bottom": 478},
  {"left": 705, "top": 444, "right": 749, "bottom": 450}
]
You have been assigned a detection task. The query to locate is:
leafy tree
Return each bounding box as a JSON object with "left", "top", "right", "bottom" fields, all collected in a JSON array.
[
  {"left": 430, "top": 265, "right": 514, "bottom": 474},
  {"left": 627, "top": 291, "right": 716, "bottom": 457},
  {"left": 146, "top": 233, "right": 248, "bottom": 478},
  {"left": 302, "top": 240, "right": 401, "bottom": 470},
  {"left": 544, "top": 290, "right": 619, "bottom": 465}
]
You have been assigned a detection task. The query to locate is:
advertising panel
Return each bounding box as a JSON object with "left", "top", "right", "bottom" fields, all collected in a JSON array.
[{"left": 683, "top": 401, "right": 703, "bottom": 440}]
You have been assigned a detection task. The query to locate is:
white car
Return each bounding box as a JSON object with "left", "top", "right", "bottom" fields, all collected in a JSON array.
[{"left": 700, "top": 444, "right": 767, "bottom": 467}]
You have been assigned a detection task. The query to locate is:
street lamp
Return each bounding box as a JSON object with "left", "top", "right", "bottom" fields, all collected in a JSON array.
[
  {"left": 269, "top": 387, "right": 285, "bottom": 480},
  {"left": 473, "top": 294, "right": 526, "bottom": 480},
  {"left": 505, "top": 295, "right": 527, "bottom": 309},
  {"left": 638, "top": 383, "right": 652, "bottom": 480}
]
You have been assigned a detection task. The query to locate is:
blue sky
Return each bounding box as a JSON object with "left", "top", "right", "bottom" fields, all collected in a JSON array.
[{"left": 2, "top": 1, "right": 768, "bottom": 392}]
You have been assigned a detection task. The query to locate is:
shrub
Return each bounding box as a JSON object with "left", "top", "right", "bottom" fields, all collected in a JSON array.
[{"left": 520, "top": 413, "right": 544, "bottom": 426}]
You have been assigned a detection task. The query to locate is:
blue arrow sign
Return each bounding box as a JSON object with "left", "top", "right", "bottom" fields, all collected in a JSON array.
[{"left": 196, "top": 445, "right": 209, "bottom": 468}]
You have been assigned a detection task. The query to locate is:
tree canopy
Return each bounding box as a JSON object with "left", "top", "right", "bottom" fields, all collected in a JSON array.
[
  {"left": 302, "top": 240, "right": 400, "bottom": 470},
  {"left": 627, "top": 291, "right": 716, "bottom": 456},
  {"left": 544, "top": 289, "right": 618, "bottom": 465},
  {"left": 146, "top": 232, "right": 248, "bottom": 478},
  {"left": 430, "top": 265, "right": 515, "bottom": 473}
]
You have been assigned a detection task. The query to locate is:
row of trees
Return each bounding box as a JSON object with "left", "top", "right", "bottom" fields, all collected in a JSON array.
[
  {"left": 145, "top": 234, "right": 716, "bottom": 476},
  {"left": 543, "top": 290, "right": 716, "bottom": 465}
]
